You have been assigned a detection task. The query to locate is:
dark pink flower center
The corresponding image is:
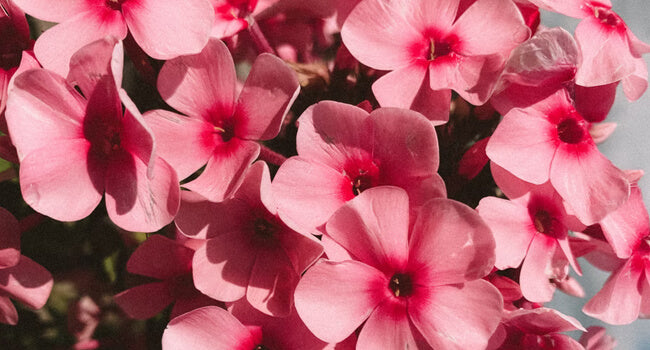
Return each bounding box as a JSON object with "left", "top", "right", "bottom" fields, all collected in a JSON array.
[
  {"left": 213, "top": 118, "right": 236, "bottom": 143},
  {"left": 522, "top": 333, "right": 555, "bottom": 349},
  {"left": 344, "top": 160, "right": 380, "bottom": 197},
  {"left": 428, "top": 39, "right": 452, "bottom": 61},
  {"left": 556, "top": 117, "right": 586, "bottom": 144},
  {"left": 85, "top": 120, "right": 123, "bottom": 159},
  {"left": 253, "top": 217, "right": 277, "bottom": 240},
  {"left": 105, "top": 0, "right": 125, "bottom": 11},
  {"left": 593, "top": 6, "right": 622, "bottom": 27},
  {"left": 389, "top": 273, "right": 413, "bottom": 298},
  {"left": 533, "top": 210, "right": 553, "bottom": 234}
]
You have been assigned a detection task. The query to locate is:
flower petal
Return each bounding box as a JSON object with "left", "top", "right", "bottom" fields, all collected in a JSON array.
[
  {"left": 0, "top": 255, "right": 53, "bottom": 309},
  {"left": 114, "top": 282, "right": 174, "bottom": 319},
  {"left": 126, "top": 235, "right": 194, "bottom": 279},
  {"left": 0, "top": 208, "right": 21, "bottom": 268}
]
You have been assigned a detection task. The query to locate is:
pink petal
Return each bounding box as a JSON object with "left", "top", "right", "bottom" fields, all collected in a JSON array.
[
  {"left": 621, "top": 56, "right": 648, "bottom": 102},
  {"left": 574, "top": 83, "right": 617, "bottom": 123},
  {"left": 0, "top": 296, "right": 17, "bottom": 325},
  {"left": 175, "top": 191, "right": 251, "bottom": 240},
  {"left": 18, "top": 139, "right": 102, "bottom": 221},
  {"left": 490, "top": 162, "right": 534, "bottom": 200},
  {"left": 477, "top": 196, "right": 536, "bottom": 269},
  {"left": 0, "top": 255, "right": 53, "bottom": 309},
  {"left": 273, "top": 157, "right": 351, "bottom": 235},
  {"left": 550, "top": 143, "right": 629, "bottom": 225},
  {"left": 162, "top": 306, "right": 257, "bottom": 350},
  {"left": 11, "top": 0, "right": 89, "bottom": 22},
  {"left": 372, "top": 63, "right": 451, "bottom": 124},
  {"left": 326, "top": 187, "right": 410, "bottom": 273},
  {"left": 67, "top": 37, "right": 123, "bottom": 99},
  {"left": 321, "top": 233, "right": 354, "bottom": 262},
  {"left": 294, "top": 259, "right": 388, "bottom": 343},
  {"left": 451, "top": 0, "right": 529, "bottom": 56},
  {"left": 143, "top": 109, "right": 216, "bottom": 180},
  {"left": 526, "top": 0, "right": 592, "bottom": 18},
  {"left": 192, "top": 233, "right": 257, "bottom": 302},
  {"left": 246, "top": 248, "right": 299, "bottom": 317},
  {"left": 486, "top": 108, "right": 557, "bottom": 184},
  {"left": 574, "top": 17, "right": 637, "bottom": 86},
  {"left": 276, "top": 228, "right": 323, "bottom": 275},
  {"left": 121, "top": 0, "right": 212, "bottom": 60},
  {"left": 409, "top": 198, "right": 495, "bottom": 285},
  {"left": 6, "top": 69, "right": 86, "bottom": 160},
  {"left": 583, "top": 258, "right": 643, "bottom": 324},
  {"left": 157, "top": 38, "right": 236, "bottom": 119},
  {"left": 126, "top": 235, "right": 194, "bottom": 279},
  {"left": 184, "top": 139, "right": 260, "bottom": 202},
  {"left": 579, "top": 326, "right": 617, "bottom": 350},
  {"left": 233, "top": 161, "right": 275, "bottom": 213},
  {"left": 505, "top": 307, "right": 585, "bottom": 334},
  {"left": 599, "top": 186, "right": 648, "bottom": 258},
  {"left": 519, "top": 234, "right": 559, "bottom": 302},
  {"left": 370, "top": 107, "right": 439, "bottom": 177},
  {"left": 357, "top": 301, "right": 420, "bottom": 349},
  {"left": 409, "top": 280, "right": 503, "bottom": 349},
  {"left": 33, "top": 10, "right": 127, "bottom": 76},
  {"left": 0, "top": 208, "right": 20, "bottom": 268},
  {"left": 169, "top": 291, "right": 223, "bottom": 320},
  {"left": 295, "top": 101, "right": 372, "bottom": 170},
  {"left": 104, "top": 153, "right": 180, "bottom": 232},
  {"left": 233, "top": 53, "right": 300, "bottom": 140},
  {"left": 120, "top": 90, "right": 157, "bottom": 172},
  {"left": 114, "top": 282, "right": 174, "bottom": 319},
  {"left": 341, "top": 0, "right": 425, "bottom": 70}
]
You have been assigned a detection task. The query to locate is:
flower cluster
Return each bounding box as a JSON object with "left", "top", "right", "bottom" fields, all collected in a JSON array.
[{"left": 0, "top": 0, "right": 648, "bottom": 348}]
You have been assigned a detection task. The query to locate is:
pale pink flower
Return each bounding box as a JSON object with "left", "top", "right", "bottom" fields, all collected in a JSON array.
[
  {"left": 486, "top": 89, "right": 629, "bottom": 225},
  {"left": 114, "top": 235, "right": 220, "bottom": 320},
  {"left": 477, "top": 164, "right": 583, "bottom": 302},
  {"left": 341, "top": 0, "right": 529, "bottom": 122},
  {"left": 528, "top": 0, "right": 650, "bottom": 100},
  {"left": 295, "top": 187, "right": 502, "bottom": 349},
  {"left": 12, "top": 0, "right": 214, "bottom": 76},
  {"left": 0, "top": 207, "right": 53, "bottom": 325},
  {"left": 5, "top": 37, "right": 180, "bottom": 232},
  {"left": 488, "top": 308, "right": 585, "bottom": 350},
  {"left": 176, "top": 162, "right": 323, "bottom": 317},
  {"left": 144, "top": 38, "right": 299, "bottom": 202}
]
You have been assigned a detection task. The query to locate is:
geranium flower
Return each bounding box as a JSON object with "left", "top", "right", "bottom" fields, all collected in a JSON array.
[
  {"left": 273, "top": 101, "right": 445, "bottom": 236},
  {"left": 0, "top": 207, "right": 53, "bottom": 325},
  {"left": 144, "top": 38, "right": 299, "bottom": 202},
  {"left": 12, "top": 0, "right": 213, "bottom": 75},
  {"left": 341, "top": 0, "right": 529, "bottom": 122},
  {"left": 294, "top": 187, "right": 502, "bottom": 348},
  {"left": 486, "top": 89, "right": 629, "bottom": 225},
  {"left": 175, "top": 162, "right": 323, "bottom": 317},
  {"left": 5, "top": 37, "right": 180, "bottom": 232},
  {"left": 528, "top": 0, "right": 650, "bottom": 100},
  {"left": 114, "top": 235, "right": 220, "bottom": 320},
  {"left": 477, "top": 164, "right": 583, "bottom": 302}
]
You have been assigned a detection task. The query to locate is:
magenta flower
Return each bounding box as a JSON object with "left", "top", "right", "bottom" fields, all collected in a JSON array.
[
  {"left": 12, "top": 0, "right": 213, "bottom": 76},
  {"left": 114, "top": 235, "right": 220, "bottom": 320},
  {"left": 294, "top": 187, "right": 502, "bottom": 348},
  {"left": 341, "top": 0, "right": 529, "bottom": 122},
  {"left": 144, "top": 38, "right": 299, "bottom": 202},
  {"left": 162, "top": 303, "right": 353, "bottom": 350},
  {"left": 489, "top": 308, "right": 585, "bottom": 350},
  {"left": 0, "top": 207, "right": 53, "bottom": 325},
  {"left": 273, "top": 101, "right": 445, "bottom": 236},
  {"left": 175, "top": 162, "right": 323, "bottom": 317},
  {"left": 477, "top": 164, "right": 583, "bottom": 302},
  {"left": 5, "top": 37, "right": 180, "bottom": 232},
  {"left": 486, "top": 89, "right": 629, "bottom": 225}
]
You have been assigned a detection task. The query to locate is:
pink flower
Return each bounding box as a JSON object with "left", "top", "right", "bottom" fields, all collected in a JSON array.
[
  {"left": 0, "top": 207, "right": 53, "bottom": 325},
  {"left": 477, "top": 164, "right": 583, "bottom": 302},
  {"left": 5, "top": 37, "right": 180, "bottom": 232},
  {"left": 162, "top": 303, "right": 352, "bottom": 350},
  {"left": 486, "top": 89, "right": 629, "bottom": 225},
  {"left": 12, "top": 0, "right": 214, "bottom": 75},
  {"left": 528, "top": 0, "right": 650, "bottom": 100},
  {"left": 175, "top": 162, "right": 323, "bottom": 317},
  {"left": 114, "top": 235, "right": 220, "bottom": 320},
  {"left": 144, "top": 38, "right": 299, "bottom": 202},
  {"left": 341, "top": 0, "right": 529, "bottom": 122},
  {"left": 294, "top": 187, "right": 502, "bottom": 348},
  {"left": 488, "top": 308, "right": 585, "bottom": 350},
  {"left": 273, "top": 101, "right": 445, "bottom": 236}
]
